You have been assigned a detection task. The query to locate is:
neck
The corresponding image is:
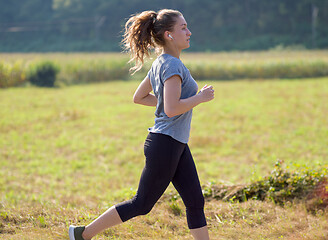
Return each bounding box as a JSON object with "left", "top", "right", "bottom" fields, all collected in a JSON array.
[{"left": 163, "top": 45, "right": 181, "bottom": 59}]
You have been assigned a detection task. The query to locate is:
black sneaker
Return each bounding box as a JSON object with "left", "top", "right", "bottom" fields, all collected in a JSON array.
[{"left": 69, "top": 225, "right": 86, "bottom": 240}]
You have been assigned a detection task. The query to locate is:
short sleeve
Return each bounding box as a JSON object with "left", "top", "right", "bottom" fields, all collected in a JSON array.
[
  {"left": 146, "top": 68, "right": 151, "bottom": 79},
  {"left": 162, "top": 58, "right": 184, "bottom": 83}
]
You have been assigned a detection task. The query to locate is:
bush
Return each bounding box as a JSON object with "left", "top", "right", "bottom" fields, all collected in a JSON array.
[
  {"left": 0, "top": 61, "right": 27, "bottom": 88},
  {"left": 28, "top": 61, "right": 59, "bottom": 87},
  {"left": 203, "top": 160, "right": 328, "bottom": 208}
]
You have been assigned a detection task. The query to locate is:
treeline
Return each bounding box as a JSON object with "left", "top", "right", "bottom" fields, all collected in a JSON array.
[{"left": 0, "top": 0, "right": 328, "bottom": 52}]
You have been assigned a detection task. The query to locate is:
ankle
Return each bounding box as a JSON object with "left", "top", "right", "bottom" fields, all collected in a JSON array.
[{"left": 82, "top": 227, "right": 91, "bottom": 240}]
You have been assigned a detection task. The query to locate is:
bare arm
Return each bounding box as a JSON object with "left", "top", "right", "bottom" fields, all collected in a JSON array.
[
  {"left": 164, "top": 75, "right": 214, "bottom": 118},
  {"left": 133, "top": 77, "right": 157, "bottom": 106}
]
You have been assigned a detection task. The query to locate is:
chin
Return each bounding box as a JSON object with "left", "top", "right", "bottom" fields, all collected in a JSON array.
[{"left": 183, "top": 44, "right": 190, "bottom": 50}]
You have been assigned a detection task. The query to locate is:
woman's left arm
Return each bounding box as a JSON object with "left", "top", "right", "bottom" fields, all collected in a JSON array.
[{"left": 133, "top": 77, "right": 157, "bottom": 106}]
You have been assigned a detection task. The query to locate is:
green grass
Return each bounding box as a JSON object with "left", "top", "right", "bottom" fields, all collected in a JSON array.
[
  {"left": 1, "top": 78, "right": 328, "bottom": 239},
  {"left": 1, "top": 50, "right": 328, "bottom": 88}
]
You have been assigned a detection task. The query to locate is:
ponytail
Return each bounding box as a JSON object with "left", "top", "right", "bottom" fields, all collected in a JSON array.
[{"left": 122, "top": 9, "right": 182, "bottom": 74}]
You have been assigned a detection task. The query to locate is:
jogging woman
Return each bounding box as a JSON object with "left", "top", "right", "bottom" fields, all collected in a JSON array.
[{"left": 69, "top": 9, "right": 214, "bottom": 240}]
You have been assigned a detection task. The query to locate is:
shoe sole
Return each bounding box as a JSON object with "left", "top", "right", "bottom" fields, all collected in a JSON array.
[{"left": 69, "top": 225, "right": 76, "bottom": 240}]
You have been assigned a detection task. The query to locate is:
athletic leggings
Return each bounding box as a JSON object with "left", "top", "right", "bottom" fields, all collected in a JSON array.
[{"left": 115, "top": 132, "right": 207, "bottom": 229}]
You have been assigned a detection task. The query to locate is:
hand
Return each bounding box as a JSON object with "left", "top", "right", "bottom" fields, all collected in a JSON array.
[{"left": 198, "top": 84, "right": 214, "bottom": 103}]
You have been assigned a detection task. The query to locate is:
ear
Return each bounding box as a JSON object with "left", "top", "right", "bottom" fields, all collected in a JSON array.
[{"left": 164, "top": 31, "right": 172, "bottom": 40}]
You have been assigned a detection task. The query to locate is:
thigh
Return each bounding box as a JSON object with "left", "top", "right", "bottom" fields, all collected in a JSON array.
[
  {"left": 137, "top": 133, "right": 185, "bottom": 205},
  {"left": 171, "top": 145, "right": 204, "bottom": 207}
]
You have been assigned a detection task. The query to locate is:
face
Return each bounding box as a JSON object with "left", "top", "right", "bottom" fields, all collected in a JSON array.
[{"left": 169, "top": 15, "right": 192, "bottom": 50}]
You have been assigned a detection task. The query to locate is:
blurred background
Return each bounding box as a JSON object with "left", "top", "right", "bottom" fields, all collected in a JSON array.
[{"left": 0, "top": 0, "right": 327, "bottom": 52}]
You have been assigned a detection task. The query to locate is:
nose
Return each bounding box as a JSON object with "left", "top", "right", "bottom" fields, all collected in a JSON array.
[{"left": 187, "top": 28, "right": 192, "bottom": 36}]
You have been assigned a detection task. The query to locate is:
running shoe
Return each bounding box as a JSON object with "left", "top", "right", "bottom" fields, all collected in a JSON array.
[{"left": 68, "top": 225, "right": 85, "bottom": 240}]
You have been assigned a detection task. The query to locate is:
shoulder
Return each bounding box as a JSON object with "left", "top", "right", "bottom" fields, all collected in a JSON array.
[
  {"left": 164, "top": 55, "right": 183, "bottom": 66},
  {"left": 149, "top": 55, "right": 186, "bottom": 81},
  {"left": 161, "top": 56, "right": 184, "bottom": 72}
]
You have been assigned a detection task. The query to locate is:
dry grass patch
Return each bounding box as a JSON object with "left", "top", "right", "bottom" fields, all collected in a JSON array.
[{"left": 1, "top": 199, "right": 327, "bottom": 239}]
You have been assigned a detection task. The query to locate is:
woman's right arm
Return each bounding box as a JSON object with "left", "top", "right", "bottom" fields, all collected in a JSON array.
[
  {"left": 133, "top": 77, "right": 157, "bottom": 107},
  {"left": 164, "top": 75, "right": 214, "bottom": 118}
]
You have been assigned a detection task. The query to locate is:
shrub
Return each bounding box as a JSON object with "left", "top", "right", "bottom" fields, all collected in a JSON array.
[
  {"left": 0, "top": 61, "right": 26, "bottom": 88},
  {"left": 203, "top": 160, "right": 328, "bottom": 208},
  {"left": 28, "top": 61, "right": 59, "bottom": 87}
]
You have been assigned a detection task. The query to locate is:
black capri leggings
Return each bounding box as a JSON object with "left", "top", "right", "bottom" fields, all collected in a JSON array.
[{"left": 115, "top": 132, "right": 207, "bottom": 229}]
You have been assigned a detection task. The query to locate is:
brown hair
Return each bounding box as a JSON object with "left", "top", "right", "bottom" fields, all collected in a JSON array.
[{"left": 122, "top": 9, "right": 182, "bottom": 74}]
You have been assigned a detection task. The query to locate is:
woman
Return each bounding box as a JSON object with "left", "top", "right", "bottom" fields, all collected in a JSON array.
[{"left": 69, "top": 9, "right": 214, "bottom": 240}]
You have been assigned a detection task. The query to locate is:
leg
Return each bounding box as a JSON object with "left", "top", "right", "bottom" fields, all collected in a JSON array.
[
  {"left": 80, "top": 133, "right": 185, "bottom": 239},
  {"left": 190, "top": 226, "right": 210, "bottom": 240},
  {"left": 172, "top": 145, "right": 209, "bottom": 240},
  {"left": 82, "top": 206, "right": 122, "bottom": 240},
  {"left": 115, "top": 133, "right": 185, "bottom": 221}
]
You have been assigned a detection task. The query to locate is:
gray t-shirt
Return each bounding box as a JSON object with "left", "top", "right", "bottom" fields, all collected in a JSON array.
[{"left": 147, "top": 54, "right": 198, "bottom": 144}]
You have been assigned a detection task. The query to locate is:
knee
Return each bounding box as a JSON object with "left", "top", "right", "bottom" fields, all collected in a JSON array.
[
  {"left": 137, "top": 204, "right": 153, "bottom": 215},
  {"left": 133, "top": 197, "right": 154, "bottom": 216}
]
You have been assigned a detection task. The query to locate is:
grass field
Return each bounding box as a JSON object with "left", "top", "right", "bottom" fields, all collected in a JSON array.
[
  {"left": 1, "top": 70, "right": 328, "bottom": 238},
  {"left": 2, "top": 50, "right": 328, "bottom": 88}
]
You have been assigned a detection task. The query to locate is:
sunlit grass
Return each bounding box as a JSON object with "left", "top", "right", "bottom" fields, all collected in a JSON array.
[
  {"left": 1, "top": 78, "right": 328, "bottom": 239},
  {"left": 1, "top": 50, "right": 328, "bottom": 87}
]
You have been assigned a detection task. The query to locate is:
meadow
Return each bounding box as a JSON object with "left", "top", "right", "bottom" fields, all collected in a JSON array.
[
  {"left": 1, "top": 52, "right": 328, "bottom": 239},
  {"left": 2, "top": 50, "right": 328, "bottom": 88}
]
